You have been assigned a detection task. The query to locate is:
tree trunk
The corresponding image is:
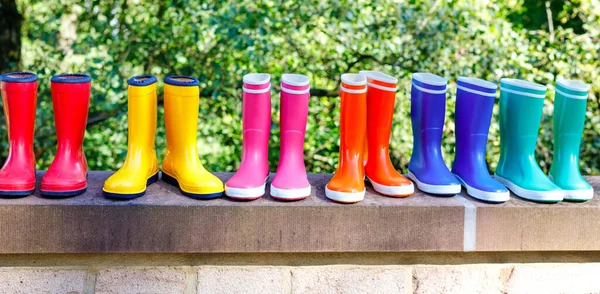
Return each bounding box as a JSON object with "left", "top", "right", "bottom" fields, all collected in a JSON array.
[{"left": 0, "top": 0, "right": 22, "bottom": 72}]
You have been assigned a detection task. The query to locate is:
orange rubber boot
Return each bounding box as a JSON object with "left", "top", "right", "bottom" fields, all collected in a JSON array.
[
  {"left": 360, "top": 71, "right": 414, "bottom": 197},
  {"left": 325, "top": 74, "right": 368, "bottom": 203}
]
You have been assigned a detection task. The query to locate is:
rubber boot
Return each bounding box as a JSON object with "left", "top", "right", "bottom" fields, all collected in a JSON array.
[
  {"left": 225, "top": 73, "right": 271, "bottom": 200},
  {"left": 359, "top": 70, "right": 414, "bottom": 197},
  {"left": 451, "top": 77, "right": 510, "bottom": 203},
  {"left": 495, "top": 78, "right": 563, "bottom": 203},
  {"left": 549, "top": 78, "right": 593, "bottom": 201},
  {"left": 41, "top": 74, "right": 91, "bottom": 197},
  {"left": 161, "top": 76, "right": 223, "bottom": 199},
  {"left": 103, "top": 75, "right": 159, "bottom": 199},
  {"left": 407, "top": 72, "right": 461, "bottom": 195},
  {"left": 270, "top": 74, "right": 311, "bottom": 201},
  {"left": 0, "top": 72, "right": 38, "bottom": 197},
  {"left": 325, "top": 73, "right": 368, "bottom": 203}
]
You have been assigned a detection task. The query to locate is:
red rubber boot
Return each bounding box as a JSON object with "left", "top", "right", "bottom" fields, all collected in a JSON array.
[
  {"left": 41, "top": 74, "right": 91, "bottom": 197},
  {"left": 0, "top": 72, "right": 38, "bottom": 197}
]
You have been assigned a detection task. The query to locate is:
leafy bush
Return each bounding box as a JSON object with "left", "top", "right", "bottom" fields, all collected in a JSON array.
[{"left": 1, "top": 0, "right": 599, "bottom": 175}]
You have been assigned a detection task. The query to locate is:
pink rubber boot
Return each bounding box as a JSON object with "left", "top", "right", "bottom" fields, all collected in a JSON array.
[
  {"left": 225, "top": 73, "right": 272, "bottom": 200},
  {"left": 270, "top": 74, "right": 311, "bottom": 200}
]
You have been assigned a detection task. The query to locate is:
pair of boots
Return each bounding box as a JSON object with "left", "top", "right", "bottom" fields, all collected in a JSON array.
[
  {"left": 103, "top": 76, "right": 223, "bottom": 199},
  {"left": 0, "top": 72, "right": 91, "bottom": 197},
  {"left": 325, "top": 71, "right": 414, "bottom": 204},
  {"left": 407, "top": 73, "right": 510, "bottom": 202},
  {"left": 495, "top": 78, "right": 593, "bottom": 203},
  {"left": 224, "top": 73, "right": 311, "bottom": 201}
]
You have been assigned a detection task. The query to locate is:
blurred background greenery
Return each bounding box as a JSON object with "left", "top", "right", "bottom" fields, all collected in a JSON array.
[{"left": 0, "top": 0, "right": 599, "bottom": 174}]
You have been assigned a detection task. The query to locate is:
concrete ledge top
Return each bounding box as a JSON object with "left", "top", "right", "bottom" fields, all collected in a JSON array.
[{"left": 0, "top": 171, "right": 598, "bottom": 253}]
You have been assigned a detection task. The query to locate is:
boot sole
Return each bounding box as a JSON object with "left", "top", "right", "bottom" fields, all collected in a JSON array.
[
  {"left": 103, "top": 173, "right": 159, "bottom": 200},
  {"left": 494, "top": 174, "right": 563, "bottom": 203},
  {"left": 407, "top": 171, "right": 461, "bottom": 196},
  {"left": 548, "top": 174, "right": 594, "bottom": 202},
  {"left": 325, "top": 186, "right": 365, "bottom": 203},
  {"left": 225, "top": 183, "right": 265, "bottom": 201},
  {"left": 270, "top": 184, "right": 311, "bottom": 201},
  {"left": 0, "top": 189, "right": 35, "bottom": 198},
  {"left": 41, "top": 188, "right": 87, "bottom": 198},
  {"left": 161, "top": 173, "right": 222, "bottom": 200},
  {"left": 453, "top": 174, "right": 510, "bottom": 203},
  {"left": 365, "top": 176, "right": 414, "bottom": 198},
  {"left": 41, "top": 174, "right": 88, "bottom": 198}
]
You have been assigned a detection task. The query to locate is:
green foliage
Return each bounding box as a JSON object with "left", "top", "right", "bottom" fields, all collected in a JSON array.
[{"left": 1, "top": 0, "right": 600, "bottom": 175}]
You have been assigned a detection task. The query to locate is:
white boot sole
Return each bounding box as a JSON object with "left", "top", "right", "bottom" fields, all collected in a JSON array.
[
  {"left": 225, "top": 183, "right": 266, "bottom": 200},
  {"left": 494, "top": 174, "right": 563, "bottom": 202},
  {"left": 548, "top": 174, "right": 594, "bottom": 201},
  {"left": 365, "top": 176, "right": 414, "bottom": 197},
  {"left": 454, "top": 174, "right": 510, "bottom": 203},
  {"left": 325, "top": 186, "right": 365, "bottom": 203},
  {"left": 407, "top": 171, "right": 461, "bottom": 195},
  {"left": 270, "top": 184, "right": 311, "bottom": 201}
]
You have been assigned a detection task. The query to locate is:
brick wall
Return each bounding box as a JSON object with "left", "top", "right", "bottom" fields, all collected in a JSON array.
[{"left": 2, "top": 263, "right": 600, "bottom": 294}]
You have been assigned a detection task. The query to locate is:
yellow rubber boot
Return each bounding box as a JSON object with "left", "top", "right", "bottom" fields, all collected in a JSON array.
[
  {"left": 161, "top": 76, "right": 224, "bottom": 199},
  {"left": 103, "top": 75, "right": 159, "bottom": 199}
]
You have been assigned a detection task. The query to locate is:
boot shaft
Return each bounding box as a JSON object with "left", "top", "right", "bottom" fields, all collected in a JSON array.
[
  {"left": 127, "top": 75, "right": 158, "bottom": 151},
  {"left": 409, "top": 72, "right": 448, "bottom": 168},
  {"left": 240, "top": 73, "right": 271, "bottom": 170},
  {"left": 280, "top": 74, "right": 309, "bottom": 133},
  {"left": 0, "top": 72, "right": 38, "bottom": 149},
  {"left": 241, "top": 73, "right": 271, "bottom": 133},
  {"left": 360, "top": 70, "right": 397, "bottom": 148},
  {"left": 453, "top": 76, "right": 497, "bottom": 173},
  {"left": 498, "top": 78, "right": 547, "bottom": 156},
  {"left": 339, "top": 73, "right": 367, "bottom": 161},
  {"left": 163, "top": 76, "right": 200, "bottom": 155},
  {"left": 551, "top": 78, "right": 589, "bottom": 173},
  {"left": 410, "top": 72, "right": 448, "bottom": 134},
  {"left": 553, "top": 78, "right": 589, "bottom": 145},
  {"left": 50, "top": 74, "right": 91, "bottom": 153},
  {"left": 279, "top": 74, "right": 310, "bottom": 156}
]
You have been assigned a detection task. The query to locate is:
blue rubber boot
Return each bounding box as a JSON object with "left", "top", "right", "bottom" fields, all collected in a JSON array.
[
  {"left": 407, "top": 73, "right": 461, "bottom": 195},
  {"left": 451, "top": 77, "right": 510, "bottom": 203}
]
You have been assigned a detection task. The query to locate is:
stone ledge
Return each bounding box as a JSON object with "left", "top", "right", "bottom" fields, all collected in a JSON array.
[{"left": 0, "top": 171, "right": 597, "bottom": 253}]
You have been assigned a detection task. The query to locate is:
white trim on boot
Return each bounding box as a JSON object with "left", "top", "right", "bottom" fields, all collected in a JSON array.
[
  {"left": 454, "top": 174, "right": 510, "bottom": 203},
  {"left": 325, "top": 186, "right": 365, "bottom": 203},
  {"left": 270, "top": 184, "right": 311, "bottom": 201},
  {"left": 548, "top": 174, "right": 594, "bottom": 201},
  {"left": 365, "top": 176, "right": 414, "bottom": 197},
  {"left": 407, "top": 171, "right": 461, "bottom": 195},
  {"left": 494, "top": 174, "right": 563, "bottom": 203}
]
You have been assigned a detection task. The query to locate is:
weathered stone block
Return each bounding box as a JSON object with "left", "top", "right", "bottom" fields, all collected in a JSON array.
[
  {"left": 95, "top": 267, "right": 186, "bottom": 294},
  {"left": 197, "top": 267, "right": 289, "bottom": 294},
  {"left": 291, "top": 267, "right": 409, "bottom": 294},
  {"left": 412, "top": 265, "right": 510, "bottom": 294},
  {"left": 0, "top": 269, "right": 86, "bottom": 294}
]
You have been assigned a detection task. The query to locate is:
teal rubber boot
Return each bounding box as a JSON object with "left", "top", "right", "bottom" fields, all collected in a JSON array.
[
  {"left": 495, "top": 78, "right": 564, "bottom": 203},
  {"left": 549, "top": 79, "right": 593, "bottom": 202}
]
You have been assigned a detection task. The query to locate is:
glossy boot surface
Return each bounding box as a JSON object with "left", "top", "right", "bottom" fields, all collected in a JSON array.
[
  {"left": 325, "top": 74, "right": 367, "bottom": 203},
  {"left": 407, "top": 73, "right": 461, "bottom": 195},
  {"left": 225, "top": 73, "right": 271, "bottom": 200},
  {"left": 549, "top": 79, "right": 593, "bottom": 201},
  {"left": 360, "top": 70, "right": 413, "bottom": 197},
  {"left": 271, "top": 74, "right": 311, "bottom": 201},
  {"left": 495, "top": 78, "right": 563, "bottom": 203},
  {"left": 0, "top": 72, "right": 38, "bottom": 197},
  {"left": 103, "top": 76, "right": 159, "bottom": 199},
  {"left": 41, "top": 74, "right": 91, "bottom": 197},
  {"left": 451, "top": 77, "right": 509, "bottom": 203},
  {"left": 161, "top": 76, "right": 224, "bottom": 199}
]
